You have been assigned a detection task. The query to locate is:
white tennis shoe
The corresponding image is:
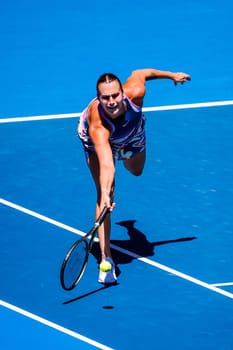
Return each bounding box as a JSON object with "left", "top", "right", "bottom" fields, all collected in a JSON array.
[{"left": 98, "top": 257, "right": 117, "bottom": 284}]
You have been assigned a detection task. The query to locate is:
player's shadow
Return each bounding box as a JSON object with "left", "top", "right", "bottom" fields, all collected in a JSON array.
[
  {"left": 63, "top": 221, "right": 196, "bottom": 304},
  {"left": 91, "top": 219, "right": 197, "bottom": 267}
]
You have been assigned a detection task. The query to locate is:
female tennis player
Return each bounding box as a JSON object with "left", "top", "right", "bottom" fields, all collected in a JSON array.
[{"left": 78, "top": 68, "right": 191, "bottom": 284}]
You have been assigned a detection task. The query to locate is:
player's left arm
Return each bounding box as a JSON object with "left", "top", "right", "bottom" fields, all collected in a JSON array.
[{"left": 123, "top": 68, "right": 191, "bottom": 106}]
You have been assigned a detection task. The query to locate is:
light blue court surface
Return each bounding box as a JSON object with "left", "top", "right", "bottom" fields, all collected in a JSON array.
[{"left": 1, "top": 1, "right": 233, "bottom": 349}]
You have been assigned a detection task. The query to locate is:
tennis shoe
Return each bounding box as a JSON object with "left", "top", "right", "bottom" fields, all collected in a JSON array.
[{"left": 98, "top": 258, "right": 117, "bottom": 285}]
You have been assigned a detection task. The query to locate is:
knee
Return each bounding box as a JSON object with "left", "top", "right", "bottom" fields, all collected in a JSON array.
[{"left": 130, "top": 168, "right": 144, "bottom": 176}]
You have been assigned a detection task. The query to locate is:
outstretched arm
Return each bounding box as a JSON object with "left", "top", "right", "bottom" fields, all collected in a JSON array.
[
  {"left": 123, "top": 68, "right": 191, "bottom": 105},
  {"left": 88, "top": 101, "right": 115, "bottom": 210},
  {"left": 127, "top": 68, "right": 191, "bottom": 84}
]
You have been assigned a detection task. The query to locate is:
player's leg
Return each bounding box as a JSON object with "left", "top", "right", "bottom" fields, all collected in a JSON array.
[
  {"left": 87, "top": 152, "right": 113, "bottom": 260},
  {"left": 123, "top": 150, "right": 146, "bottom": 176},
  {"left": 87, "top": 153, "right": 117, "bottom": 284},
  {"left": 122, "top": 115, "right": 146, "bottom": 176}
]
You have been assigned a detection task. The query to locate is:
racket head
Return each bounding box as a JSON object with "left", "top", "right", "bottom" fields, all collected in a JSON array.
[
  {"left": 60, "top": 238, "right": 89, "bottom": 291},
  {"left": 60, "top": 206, "right": 110, "bottom": 291}
]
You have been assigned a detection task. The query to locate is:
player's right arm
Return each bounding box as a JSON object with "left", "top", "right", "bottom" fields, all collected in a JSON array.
[{"left": 87, "top": 100, "right": 115, "bottom": 209}]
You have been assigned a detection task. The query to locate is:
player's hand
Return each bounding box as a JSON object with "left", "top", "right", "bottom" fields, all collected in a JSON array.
[
  {"left": 101, "top": 189, "right": 115, "bottom": 212},
  {"left": 173, "top": 72, "right": 191, "bottom": 85}
]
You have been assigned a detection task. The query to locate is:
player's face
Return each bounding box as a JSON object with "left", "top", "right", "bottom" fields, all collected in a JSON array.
[{"left": 98, "top": 80, "right": 124, "bottom": 118}]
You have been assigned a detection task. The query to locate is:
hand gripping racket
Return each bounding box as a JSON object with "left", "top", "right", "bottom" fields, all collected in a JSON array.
[{"left": 60, "top": 206, "right": 110, "bottom": 291}]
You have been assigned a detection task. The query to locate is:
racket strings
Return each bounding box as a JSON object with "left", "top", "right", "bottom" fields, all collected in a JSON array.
[
  {"left": 60, "top": 206, "right": 110, "bottom": 290},
  {"left": 62, "top": 240, "right": 88, "bottom": 289}
]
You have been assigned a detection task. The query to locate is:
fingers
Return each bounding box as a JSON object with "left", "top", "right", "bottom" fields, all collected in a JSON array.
[
  {"left": 109, "top": 201, "right": 116, "bottom": 212},
  {"left": 101, "top": 192, "right": 115, "bottom": 212},
  {"left": 174, "top": 73, "right": 191, "bottom": 85},
  {"left": 106, "top": 198, "right": 116, "bottom": 211}
]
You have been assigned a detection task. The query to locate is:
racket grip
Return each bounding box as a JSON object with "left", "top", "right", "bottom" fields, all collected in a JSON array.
[{"left": 97, "top": 206, "right": 110, "bottom": 225}]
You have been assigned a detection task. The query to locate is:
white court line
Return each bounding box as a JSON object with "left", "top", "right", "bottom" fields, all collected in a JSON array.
[
  {"left": 0, "top": 100, "right": 233, "bottom": 123},
  {"left": 0, "top": 300, "right": 113, "bottom": 350},
  {"left": 0, "top": 112, "right": 81, "bottom": 123},
  {"left": 1, "top": 197, "right": 233, "bottom": 300},
  {"left": 142, "top": 100, "right": 233, "bottom": 112},
  {"left": 211, "top": 282, "right": 233, "bottom": 287},
  {"left": 0, "top": 198, "right": 86, "bottom": 237}
]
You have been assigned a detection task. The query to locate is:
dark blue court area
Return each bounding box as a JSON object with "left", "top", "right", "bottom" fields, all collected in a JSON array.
[{"left": 1, "top": 1, "right": 233, "bottom": 349}]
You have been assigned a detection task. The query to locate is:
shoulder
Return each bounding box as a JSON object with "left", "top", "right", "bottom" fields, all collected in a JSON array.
[
  {"left": 87, "top": 99, "right": 101, "bottom": 123},
  {"left": 87, "top": 99, "right": 110, "bottom": 133},
  {"left": 123, "top": 70, "right": 146, "bottom": 107}
]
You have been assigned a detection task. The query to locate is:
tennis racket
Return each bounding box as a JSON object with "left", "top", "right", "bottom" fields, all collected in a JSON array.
[{"left": 60, "top": 206, "right": 110, "bottom": 291}]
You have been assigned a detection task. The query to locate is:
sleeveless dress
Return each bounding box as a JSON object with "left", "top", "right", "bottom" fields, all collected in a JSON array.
[{"left": 78, "top": 95, "right": 146, "bottom": 160}]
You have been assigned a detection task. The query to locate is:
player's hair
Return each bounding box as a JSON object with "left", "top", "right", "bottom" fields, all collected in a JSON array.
[{"left": 96, "top": 73, "right": 123, "bottom": 96}]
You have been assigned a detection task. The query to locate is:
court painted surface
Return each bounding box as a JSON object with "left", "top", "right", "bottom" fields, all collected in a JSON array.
[{"left": 1, "top": 1, "right": 233, "bottom": 349}]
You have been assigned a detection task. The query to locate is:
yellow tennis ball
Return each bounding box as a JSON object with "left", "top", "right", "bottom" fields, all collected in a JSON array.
[{"left": 99, "top": 261, "right": 112, "bottom": 272}]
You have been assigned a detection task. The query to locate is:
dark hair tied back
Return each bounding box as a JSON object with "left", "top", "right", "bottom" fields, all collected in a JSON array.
[{"left": 96, "top": 73, "right": 123, "bottom": 96}]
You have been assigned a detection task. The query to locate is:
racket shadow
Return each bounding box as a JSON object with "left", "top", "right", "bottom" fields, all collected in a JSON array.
[
  {"left": 62, "top": 284, "right": 117, "bottom": 305},
  {"left": 91, "top": 219, "right": 197, "bottom": 266}
]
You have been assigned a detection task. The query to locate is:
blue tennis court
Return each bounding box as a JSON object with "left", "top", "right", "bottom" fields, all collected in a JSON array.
[{"left": 1, "top": 1, "right": 233, "bottom": 349}]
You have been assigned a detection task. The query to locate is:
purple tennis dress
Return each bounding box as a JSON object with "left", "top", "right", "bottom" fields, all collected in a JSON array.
[{"left": 78, "top": 95, "right": 146, "bottom": 160}]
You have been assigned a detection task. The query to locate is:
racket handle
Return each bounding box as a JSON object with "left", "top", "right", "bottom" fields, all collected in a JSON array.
[{"left": 96, "top": 206, "right": 110, "bottom": 226}]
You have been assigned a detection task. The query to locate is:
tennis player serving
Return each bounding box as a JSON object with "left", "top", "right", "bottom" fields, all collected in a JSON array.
[{"left": 78, "top": 68, "right": 191, "bottom": 284}]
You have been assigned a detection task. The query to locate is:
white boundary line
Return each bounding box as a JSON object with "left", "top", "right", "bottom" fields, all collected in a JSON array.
[
  {"left": 0, "top": 112, "right": 81, "bottom": 123},
  {"left": 211, "top": 282, "right": 233, "bottom": 287},
  {"left": 0, "top": 198, "right": 86, "bottom": 237},
  {"left": 142, "top": 100, "right": 233, "bottom": 112},
  {"left": 0, "top": 300, "right": 113, "bottom": 350},
  {"left": 1, "top": 197, "right": 233, "bottom": 300},
  {"left": 0, "top": 100, "right": 233, "bottom": 123},
  {"left": 109, "top": 243, "right": 233, "bottom": 300}
]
